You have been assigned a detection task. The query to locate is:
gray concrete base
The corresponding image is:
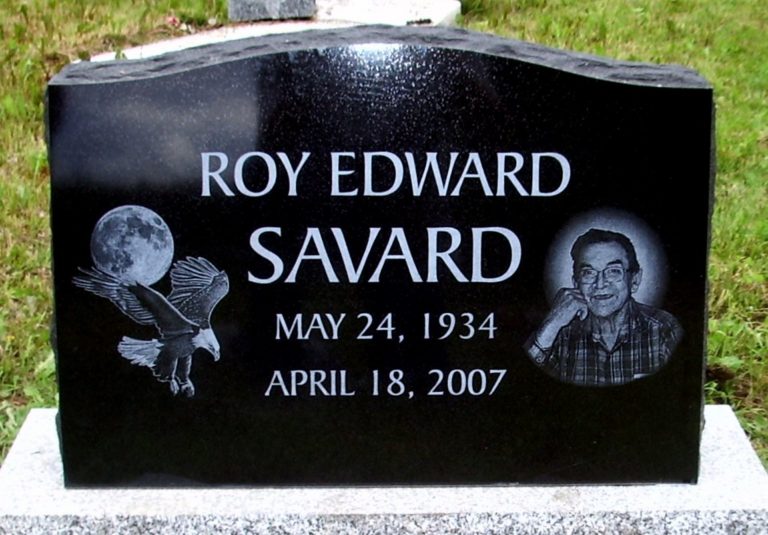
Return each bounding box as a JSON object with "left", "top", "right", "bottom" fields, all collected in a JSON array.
[{"left": 1, "top": 406, "right": 767, "bottom": 533}]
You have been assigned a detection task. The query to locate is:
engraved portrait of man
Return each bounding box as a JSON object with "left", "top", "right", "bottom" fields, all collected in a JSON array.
[{"left": 526, "top": 228, "right": 683, "bottom": 386}]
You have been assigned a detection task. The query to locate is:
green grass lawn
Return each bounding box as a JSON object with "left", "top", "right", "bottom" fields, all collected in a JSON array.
[{"left": 1, "top": 0, "right": 766, "bottom": 465}]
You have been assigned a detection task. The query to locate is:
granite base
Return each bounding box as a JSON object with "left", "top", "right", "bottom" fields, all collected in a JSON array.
[{"left": 0, "top": 406, "right": 766, "bottom": 534}]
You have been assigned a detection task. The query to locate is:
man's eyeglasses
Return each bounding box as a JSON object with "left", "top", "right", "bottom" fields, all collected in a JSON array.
[{"left": 577, "top": 265, "right": 625, "bottom": 284}]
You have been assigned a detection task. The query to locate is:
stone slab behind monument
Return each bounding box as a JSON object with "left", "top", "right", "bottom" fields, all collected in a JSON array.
[
  {"left": 90, "top": 0, "right": 462, "bottom": 61},
  {"left": 229, "top": 0, "right": 316, "bottom": 21},
  {"left": 0, "top": 406, "right": 766, "bottom": 533}
]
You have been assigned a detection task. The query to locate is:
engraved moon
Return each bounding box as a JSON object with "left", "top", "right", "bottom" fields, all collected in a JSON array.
[{"left": 90, "top": 205, "right": 174, "bottom": 285}]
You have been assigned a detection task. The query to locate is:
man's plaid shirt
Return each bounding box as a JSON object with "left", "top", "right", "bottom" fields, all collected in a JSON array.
[{"left": 526, "top": 300, "right": 683, "bottom": 386}]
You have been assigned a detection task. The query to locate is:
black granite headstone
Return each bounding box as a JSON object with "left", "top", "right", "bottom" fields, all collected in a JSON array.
[{"left": 47, "top": 26, "right": 713, "bottom": 487}]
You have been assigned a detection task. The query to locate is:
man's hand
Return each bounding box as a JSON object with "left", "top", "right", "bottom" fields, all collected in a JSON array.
[{"left": 534, "top": 288, "right": 588, "bottom": 349}]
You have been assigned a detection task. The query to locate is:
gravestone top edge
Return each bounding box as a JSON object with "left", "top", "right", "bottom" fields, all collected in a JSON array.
[{"left": 50, "top": 25, "right": 711, "bottom": 89}]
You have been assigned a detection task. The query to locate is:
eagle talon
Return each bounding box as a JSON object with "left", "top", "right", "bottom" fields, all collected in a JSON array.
[
  {"left": 169, "top": 379, "right": 180, "bottom": 396},
  {"left": 180, "top": 381, "right": 195, "bottom": 398}
]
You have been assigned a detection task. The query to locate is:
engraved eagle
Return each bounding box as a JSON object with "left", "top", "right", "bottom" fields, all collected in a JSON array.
[{"left": 74, "top": 257, "right": 229, "bottom": 397}]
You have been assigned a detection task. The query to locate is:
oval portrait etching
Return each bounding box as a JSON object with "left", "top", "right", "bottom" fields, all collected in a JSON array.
[{"left": 525, "top": 208, "right": 683, "bottom": 386}]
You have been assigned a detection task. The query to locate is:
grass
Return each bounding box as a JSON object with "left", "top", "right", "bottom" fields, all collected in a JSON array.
[{"left": 1, "top": 0, "right": 766, "bottom": 466}]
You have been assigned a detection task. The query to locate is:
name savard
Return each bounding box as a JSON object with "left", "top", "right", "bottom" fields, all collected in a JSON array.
[{"left": 248, "top": 227, "right": 521, "bottom": 284}]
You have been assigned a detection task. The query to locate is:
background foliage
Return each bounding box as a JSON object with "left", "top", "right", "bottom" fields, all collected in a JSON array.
[{"left": 0, "top": 0, "right": 766, "bottom": 465}]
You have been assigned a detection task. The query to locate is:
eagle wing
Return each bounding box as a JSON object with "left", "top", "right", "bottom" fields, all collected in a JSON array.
[
  {"left": 73, "top": 267, "right": 156, "bottom": 325},
  {"left": 167, "top": 257, "right": 229, "bottom": 328},
  {"left": 74, "top": 267, "right": 195, "bottom": 336},
  {"left": 128, "top": 283, "right": 196, "bottom": 337}
]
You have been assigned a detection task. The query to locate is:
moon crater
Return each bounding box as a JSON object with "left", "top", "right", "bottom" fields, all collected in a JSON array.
[{"left": 90, "top": 205, "right": 174, "bottom": 285}]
